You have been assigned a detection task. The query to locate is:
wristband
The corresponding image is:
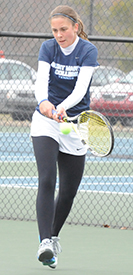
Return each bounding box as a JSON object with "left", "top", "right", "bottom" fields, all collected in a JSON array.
[{"left": 39, "top": 99, "right": 48, "bottom": 106}]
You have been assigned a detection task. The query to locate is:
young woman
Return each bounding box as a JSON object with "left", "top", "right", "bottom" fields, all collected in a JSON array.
[{"left": 31, "top": 5, "right": 99, "bottom": 268}]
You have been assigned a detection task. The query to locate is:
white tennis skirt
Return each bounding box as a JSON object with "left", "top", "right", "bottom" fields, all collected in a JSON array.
[{"left": 30, "top": 110, "right": 87, "bottom": 156}]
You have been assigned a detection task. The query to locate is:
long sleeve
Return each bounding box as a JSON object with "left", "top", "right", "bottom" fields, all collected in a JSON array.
[
  {"left": 35, "top": 61, "right": 50, "bottom": 104},
  {"left": 57, "top": 66, "right": 95, "bottom": 111}
]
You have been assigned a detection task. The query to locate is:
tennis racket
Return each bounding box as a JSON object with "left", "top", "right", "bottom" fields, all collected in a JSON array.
[{"left": 52, "top": 110, "right": 114, "bottom": 157}]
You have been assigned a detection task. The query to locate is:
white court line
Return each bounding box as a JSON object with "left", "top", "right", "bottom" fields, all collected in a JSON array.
[
  {"left": 0, "top": 176, "right": 133, "bottom": 182},
  {"left": 1, "top": 184, "right": 133, "bottom": 196},
  {"left": 0, "top": 160, "right": 36, "bottom": 163}
]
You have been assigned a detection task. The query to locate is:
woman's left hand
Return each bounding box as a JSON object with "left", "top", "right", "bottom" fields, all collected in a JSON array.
[{"left": 52, "top": 107, "right": 67, "bottom": 122}]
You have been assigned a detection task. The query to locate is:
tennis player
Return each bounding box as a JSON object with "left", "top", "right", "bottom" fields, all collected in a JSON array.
[{"left": 31, "top": 5, "right": 99, "bottom": 268}]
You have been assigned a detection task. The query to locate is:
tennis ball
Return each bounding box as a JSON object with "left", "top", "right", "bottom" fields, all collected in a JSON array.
[{"left": 60, "top": 122, "right": 72, "bottom": 135}]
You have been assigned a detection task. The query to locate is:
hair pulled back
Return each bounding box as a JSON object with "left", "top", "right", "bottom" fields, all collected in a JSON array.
[{"left": 50, "top": 5, "right": 88, "bottom": 41}]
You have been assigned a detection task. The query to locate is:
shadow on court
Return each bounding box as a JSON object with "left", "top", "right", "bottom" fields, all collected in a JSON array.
[{"left": 0, "top": 220, "right": 133, "bottom": 275}]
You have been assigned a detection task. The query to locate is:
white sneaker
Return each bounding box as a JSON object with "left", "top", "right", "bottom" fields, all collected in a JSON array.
[
  {"left": 37, "top": 238, "right": 54, "bottom": 262},
  {"left": 49, "top": 236, "right": 62, "bottom": 269}
]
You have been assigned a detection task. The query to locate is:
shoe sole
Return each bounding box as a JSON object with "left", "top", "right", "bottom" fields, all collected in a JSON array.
[
  {"left": 49, "top": 264, "right": 56, "bottom": 269},
  {"left": 49, "top": 258, "right": 57, "bottom": 269},
  {"left": 38, "top": 249, "right": 54, "bottom": 262},
  {"left": 42, "top": 258, "right": 55, "bottom": 266}
]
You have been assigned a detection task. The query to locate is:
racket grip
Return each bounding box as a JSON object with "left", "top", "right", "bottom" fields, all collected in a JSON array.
[{"left": 52, "top": 110, "right": 62, "bottom": 120}]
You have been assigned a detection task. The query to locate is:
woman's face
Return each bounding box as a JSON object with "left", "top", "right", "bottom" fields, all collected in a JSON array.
[{"left": 51, "top": 17, "right": 78, "bottom": 48}]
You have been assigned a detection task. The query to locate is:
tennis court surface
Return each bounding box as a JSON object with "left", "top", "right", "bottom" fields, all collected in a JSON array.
[{"left": 0, "top": 219, "right": 133, "bottom": 275}]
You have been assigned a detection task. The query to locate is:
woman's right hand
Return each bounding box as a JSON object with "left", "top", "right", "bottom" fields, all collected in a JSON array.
[{"left": 39, "top": 100, "right": 55, "bottom": 118}]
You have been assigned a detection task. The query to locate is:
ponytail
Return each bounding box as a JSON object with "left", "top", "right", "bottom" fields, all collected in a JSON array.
[{"left": 77, "top": 18, "right": 89, "bottom": 41}]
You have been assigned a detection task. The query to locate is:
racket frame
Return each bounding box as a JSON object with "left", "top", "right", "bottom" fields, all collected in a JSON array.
[
  {"left": 62, "top": 110, "right": 114, "bottom": 157},
  {"left": 52, "top": 109, "right": 114, "bottom": 157}
]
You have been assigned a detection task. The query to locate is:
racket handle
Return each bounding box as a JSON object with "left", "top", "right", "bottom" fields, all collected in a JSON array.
[
  {"left": 52, "top": 110, "right": 57, "bottom": 115},
  {"left": 52, "top": 110, "right": 62, "bottom": 120}
]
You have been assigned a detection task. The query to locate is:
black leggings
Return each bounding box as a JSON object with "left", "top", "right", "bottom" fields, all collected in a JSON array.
[{"left": 32, "top": 136, "right": 85, "bottom": 241}]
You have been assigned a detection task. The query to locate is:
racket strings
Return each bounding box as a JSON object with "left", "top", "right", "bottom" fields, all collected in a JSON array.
[
  {"left": 80, "top": 112, "right": 106, "bottom": 127},
  {"left": 78, "top": 112, "right": 112, "bottom": 156}
]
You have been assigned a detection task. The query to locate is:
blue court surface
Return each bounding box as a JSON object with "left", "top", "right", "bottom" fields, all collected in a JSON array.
[
  {"left": 0, "top": 132, "right": 133, "bottom": 160},
  {"left": 0, "top": 131, "right": 133, "bottom": 194},
  {"left": 0, "top": 176, "right": 133, "bottom": 193}
]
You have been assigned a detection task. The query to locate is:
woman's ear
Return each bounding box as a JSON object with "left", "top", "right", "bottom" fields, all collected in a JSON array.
[{"left": 74, "top": 23, "right": 79, "bottom": 33}]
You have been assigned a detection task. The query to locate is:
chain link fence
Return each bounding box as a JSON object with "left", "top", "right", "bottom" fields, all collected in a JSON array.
[{"left": 0, "top": 0, "right": 133, "bottom": 229}]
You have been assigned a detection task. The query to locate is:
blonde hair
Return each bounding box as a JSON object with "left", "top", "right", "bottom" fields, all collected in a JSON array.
[{"left": 50, "top": 5, "right": 88, "bottom": 41}]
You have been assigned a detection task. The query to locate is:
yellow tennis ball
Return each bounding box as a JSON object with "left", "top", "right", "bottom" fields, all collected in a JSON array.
[{"left": 60, "top": 122, "right": 72, "bottom": 135}]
